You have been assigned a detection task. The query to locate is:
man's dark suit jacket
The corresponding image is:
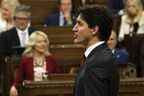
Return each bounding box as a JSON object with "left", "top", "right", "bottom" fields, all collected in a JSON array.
[
  {"left": 107, "top": 0, "right": 124, "bottom": 13},
  {"left": 74, "top": 43, "right": 119, "bottom": 96},
  {"left": 44, "top": 12, "right": 75, "bottom": 26},
  {"left": 0, "top": 27, "right": 35, "bottom": 56},
  {"left": 44, "top": 12, "right": 60, "bottom": 26}
]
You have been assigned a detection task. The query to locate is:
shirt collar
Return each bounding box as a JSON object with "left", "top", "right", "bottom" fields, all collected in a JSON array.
[
  {"left": 16, "top": 26, "right": 29, "bottom": 33},
  {"left": 84, "top": 41, "right": 104, "bottom": 58}
]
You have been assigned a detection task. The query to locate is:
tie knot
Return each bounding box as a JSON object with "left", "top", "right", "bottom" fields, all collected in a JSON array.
[{"left": 21, "top": 31, "right": 26, "bottom": 35}]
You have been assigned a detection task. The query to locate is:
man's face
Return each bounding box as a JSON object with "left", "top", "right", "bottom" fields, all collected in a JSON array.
[
  {"left": 72, "top": 15, "right": 92, "bottom": 44},
  {"left": 60, "top": 0, "right": 72, "bottom": 13},
  {"left": 14, "top": 12, "right": 30, "bottom": 30},
  {"left": 126, "top": 0, "right": 139, "bottom": 17}
]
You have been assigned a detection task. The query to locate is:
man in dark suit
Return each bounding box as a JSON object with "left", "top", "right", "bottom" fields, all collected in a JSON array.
[
  {"left": 0, "top": 4, "right": 35, "bottom": 56},
  {"left": 73, "top": 5, "right": 119, "bottom": 96},
  {"left": 107, "top": 0, "right": 124, "bottom": 14},
  {"left": 43, "top": 0, "right": 74, "bottom": 27}
]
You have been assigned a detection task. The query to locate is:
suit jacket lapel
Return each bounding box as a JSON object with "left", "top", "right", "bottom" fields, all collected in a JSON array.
[
  {"left": 14, "top": 27, "right": 35, "bottom": 47},
  {"left": 28, "top": 27, "right": 34, "bottom": 35},
  {"left": 12, "top": 28, "right": 21, "bottom": 46},
  {"left": 86, "top": 43, "right": 107, "bottom": 60}
]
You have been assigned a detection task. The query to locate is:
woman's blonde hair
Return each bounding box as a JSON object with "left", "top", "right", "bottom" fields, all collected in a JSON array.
[
  {"left": 1, "top": 0, "right": 20, "bottom": 16},
  {"left": 124, "top": 0, "right": 143, "bottom": 12},
  {"left": 23, "top": 31, "right": 50, "bottom": 57}
]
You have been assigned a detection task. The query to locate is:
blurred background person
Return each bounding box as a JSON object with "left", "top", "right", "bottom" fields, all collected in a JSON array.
[
  {"left": 107, "top": 30, "right": 129, "bottom": 65},
  {"left": 119, "top": 0, "right": 144, "bottom": 41},
  {"left": 118, "top": 0, "right": 144, "bottom": 77},
  {"left": 107, "top": 30, "right": 138, "bottom": 78},
  {"left": 10, "top": 31, "right": 60, "bottom": 96},
  {"left": 107, "top": 0, "right": 124, "bottom": 15},
  {"left": 0, "top": 0, "right": 20, "bottom": 33},
  {"left": 43, "top": 0, "right": 74, "bottom": 27},
  {"left": 0, "top": 4, "right": 36, "bottom": 56}
]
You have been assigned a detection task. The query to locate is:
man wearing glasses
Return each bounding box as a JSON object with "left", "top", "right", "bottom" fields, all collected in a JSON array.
[{"left": 0, "top": 4, "right": 36, "bottom": 56}]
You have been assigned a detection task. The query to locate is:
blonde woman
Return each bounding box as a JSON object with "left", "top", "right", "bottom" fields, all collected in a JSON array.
[
  {"left": 10, "top": 31, "right": 60, "bottom": 96},
  {"left": 0, "top": 0, "right": 20, "bottom": 32},
  {"left": 118, "top": 0, "right": 144, "bottom": 77},
  {"left": 118, "top": 0, "right": 144, "bottom": 41}
]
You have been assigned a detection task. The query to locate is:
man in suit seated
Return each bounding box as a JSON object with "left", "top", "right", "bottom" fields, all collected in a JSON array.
[
  {"left": 107, "top": 30, "right": 129, "bottom": 65},
  {"left": 0, "top": 4, "right": 36, "bottom": 56},
  {"left": 43, "top": 0, "right": 74, "bottom": 27}
]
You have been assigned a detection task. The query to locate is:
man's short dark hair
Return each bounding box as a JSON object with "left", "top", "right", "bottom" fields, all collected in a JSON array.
[
  {"left": 14, "top": 4, "right": 31, "bottom": 17},
  {"left": 78, "top": 5, "right": 113, "bottom": 41}
]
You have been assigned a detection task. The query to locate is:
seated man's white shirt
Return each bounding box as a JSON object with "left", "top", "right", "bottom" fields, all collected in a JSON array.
[{"left": 16, "top": 27, "right": 29, "bottom": 47}]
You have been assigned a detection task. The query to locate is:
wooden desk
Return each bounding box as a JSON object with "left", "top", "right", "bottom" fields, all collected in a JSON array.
[
  {"left": 22, "top": 75, "right": 144, "bottom": 96},
  {"left": 119, "top": 78, "right": 144, "bottom": 96},
  {"left": 22, "top": 74, "right": 75, "bottom": 96},
  {"left": 23, "top": 80, "right": 74, "bottom": 96}
]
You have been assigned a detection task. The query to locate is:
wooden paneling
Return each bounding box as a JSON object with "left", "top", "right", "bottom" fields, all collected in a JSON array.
[
  {"left": 19, "top": 0, "right": 107, "bottom": 25},
  {"left": 43, "top": 27, "right": 74, "bottom": 44},
  {"left": 20, "top": 0, "right": 58, "bottom": 25},
  {"left": 50, "top": 44, "right": 85, "bottom": 72},
  {"left": 119, "top": 78, "right": 144, "bottom": 96}
]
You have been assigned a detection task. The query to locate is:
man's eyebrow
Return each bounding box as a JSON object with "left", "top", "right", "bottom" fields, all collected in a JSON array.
[
  {"left": 77, "top": 20, "right": 82, "bottom": 24},
  {"left": 77, "top": 20, "right": 80, "bottom": 23}
]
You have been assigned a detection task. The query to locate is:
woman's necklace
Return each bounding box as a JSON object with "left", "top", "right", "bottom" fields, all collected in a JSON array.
[{"left": 34, "top": 56, "right": 45, "bottom": 67}]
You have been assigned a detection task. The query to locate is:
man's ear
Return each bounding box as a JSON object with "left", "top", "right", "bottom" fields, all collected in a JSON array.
[{"left": 91, "top": 26, "right": 99, "bottom": 35}]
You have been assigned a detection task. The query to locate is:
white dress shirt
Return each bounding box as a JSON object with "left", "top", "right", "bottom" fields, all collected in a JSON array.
[
  {"left": 59, "top": 12, "right": 65, "bottom": 26},
  {"left": 84, "top": 41, "right": 105, "bottom": 58},
  {"left": 16, "top": 27, "right": 29, "bottom": 47}
]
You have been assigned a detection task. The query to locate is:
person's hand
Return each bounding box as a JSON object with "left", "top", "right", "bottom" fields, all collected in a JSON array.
[
  {"left": 10, "top": 86, "right": 18, "bottom": 96},
  {"left": 64, "top": 12, "right": 71, "bottom": 21}
]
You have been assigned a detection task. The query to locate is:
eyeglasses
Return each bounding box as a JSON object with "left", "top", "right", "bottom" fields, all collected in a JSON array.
[
  {"left": 61, "top": 3, "right": 71, "bottom": 6},
  {"left": 14, "top": 16, "right": 31, "bottom": 20}
]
